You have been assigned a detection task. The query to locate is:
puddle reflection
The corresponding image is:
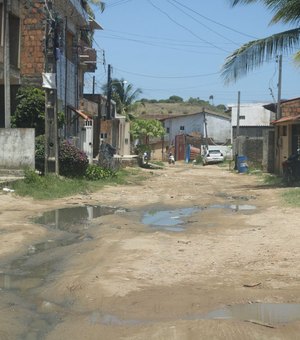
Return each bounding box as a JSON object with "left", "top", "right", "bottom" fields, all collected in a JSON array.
[
  {"left": 34, "top": 205, "right": 118, "bottom": 232},
  {"left": 142, "top": 203, "right": 257, "bottom": 231},
  {"left": 199, "top": 303, "right": 300, "bottom": 325}
]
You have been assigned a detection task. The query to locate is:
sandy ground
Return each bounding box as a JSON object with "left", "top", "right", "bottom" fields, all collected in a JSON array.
[{"left": 1, "top": 162, "right": 300, "bottom": 339}]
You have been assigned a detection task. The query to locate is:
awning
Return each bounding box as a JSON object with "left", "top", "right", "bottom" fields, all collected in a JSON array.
[
  {"left": 271, "top": 114, "right": 300, "bottom": 125},
  {"left": 68, "top": 106, "right": 93, "bottom": 121},
  {"left": 89, "top": 17, "right": 103, "bottom": 30}
]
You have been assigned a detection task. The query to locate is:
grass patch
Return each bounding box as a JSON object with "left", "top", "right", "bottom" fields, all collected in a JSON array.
[
  {"left": 282, "top": 188, "right": 300, "bottom": 206},
  {"left": 9, "top": 167, "right": 147, "bottom": 200}
]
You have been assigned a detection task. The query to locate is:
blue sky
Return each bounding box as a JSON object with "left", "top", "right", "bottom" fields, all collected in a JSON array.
[{"left": 86, "top": 0, "right": 300, "bottom": 106}]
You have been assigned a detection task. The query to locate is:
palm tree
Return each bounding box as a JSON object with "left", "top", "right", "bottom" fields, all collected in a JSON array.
[
  {"left": 222, "top": 0, "right": 300, "bottom": 83},
  {"left": 87, "top": 0, "right": 105, "bottom": 12},
  {"left": 102, "top": 78, "right": 142, "bottom": 118}
]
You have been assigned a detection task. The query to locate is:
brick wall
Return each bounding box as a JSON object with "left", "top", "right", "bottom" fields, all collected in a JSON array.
[
  {"left": 20, "top": 1, "right": 46, "bottom": 85},
  {"left": 281, "top": 99, "right": 300, "bottom": 117}
]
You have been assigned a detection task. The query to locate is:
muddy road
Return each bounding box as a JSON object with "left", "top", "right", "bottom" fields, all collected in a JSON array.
[{"left": 1, "top": 163, "right": 300, "bottom": 339}]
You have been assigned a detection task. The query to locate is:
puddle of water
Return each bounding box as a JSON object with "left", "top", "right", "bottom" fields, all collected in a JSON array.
[
  {"left": 142, "top": 203, "right": 257, "bottom": 231},
  {"left": 198, "top": 303, "right": 300, "bottom": 325},
  {"left": 34, "top": 205, "right": 118, "bottom": 232},
  {"left": 89, "top": 303, "right": 300, "bottom": 327},
  {"left": 142, "top": 207, "right": 199, "bottom": 231},
  {"left": 209, "top": 204, "right": 256, "bottom": 212}
]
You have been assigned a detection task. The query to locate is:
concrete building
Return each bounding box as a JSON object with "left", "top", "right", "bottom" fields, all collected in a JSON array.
[
  {"left": 265, "top": 97, "right": 300, "bottom": 174},
  {"left": 229, "top": 103, "right": 275, "bottom": 171},
  {"left": 0, "top": 0, "right": 103, "bottom": 169},
  {"left": 146, "top": 109, "right": 231, "bottom": 161}
]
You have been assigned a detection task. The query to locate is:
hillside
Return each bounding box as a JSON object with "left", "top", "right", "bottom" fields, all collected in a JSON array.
[{"left": 132, "top": 101, "right": 230, "bottom": 118}]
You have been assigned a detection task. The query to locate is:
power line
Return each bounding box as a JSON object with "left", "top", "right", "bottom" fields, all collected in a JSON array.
[
  {"left": 166, "top": 0, "right": 240, "bottom": 46},
  {"left": 169, "top": 0, "right": 258, "bottom": 40},
  {"left": 114, "top": 66, "right": 220, "bottom": 79},
  {"left": 147, "top": 0, "right": 230, "bottom": 53}
]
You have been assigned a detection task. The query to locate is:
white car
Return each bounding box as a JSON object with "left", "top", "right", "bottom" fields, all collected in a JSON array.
[{"left": 203, "top": 149, "right": 224, "bottom": 165}]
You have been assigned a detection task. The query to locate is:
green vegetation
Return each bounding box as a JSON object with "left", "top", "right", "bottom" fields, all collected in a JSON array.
[
  {"left": 138, "top": 96, "right": 228, "bottom": 114},
  {"left": 10, "top": 167, "right": 148, "bottom": 200},
  {"left": 35, "top": 136, "right": 89, "bottom": 177},
  {"left": 102, "top": 78, "right": 142, "bottom": 117},
  {"left": 282, "top": 188, "right": 300, "bottom": 206},
  {"left": 222, "top": 0, "right": 300, "bottom": 82},
  {"left": 131, "top": 118, "right": 165, "bottom": 156},
  {"left": 11, "top": 87, "right": 64, "bottom": 136}
]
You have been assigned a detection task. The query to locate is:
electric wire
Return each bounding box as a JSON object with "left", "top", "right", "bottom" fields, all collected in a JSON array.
[
  {"left": 169, "top": 0, "right": 258, "bottom": 40},
  {"left": 165, "top": 0, "right": 240, "bottom": 46},
  {"left": 147, "top": 0, "right": 230, "bottom": 53}
]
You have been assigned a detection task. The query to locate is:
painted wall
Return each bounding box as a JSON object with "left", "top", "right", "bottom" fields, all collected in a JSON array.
[
  {"left": 163, "top": 112, "right": 230, "bottom": 145},
  {"left": 0, "top": 128, "right": 35, "bottom": 168}
]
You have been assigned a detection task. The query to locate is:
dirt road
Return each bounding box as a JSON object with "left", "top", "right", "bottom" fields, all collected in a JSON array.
[{"left": 1, "top": 163, "right": 300, "bottom": 339}]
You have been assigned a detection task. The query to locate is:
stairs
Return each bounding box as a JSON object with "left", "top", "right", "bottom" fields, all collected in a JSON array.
[{"left": 0, "top": 169, "right": 25, "bottom": 185}]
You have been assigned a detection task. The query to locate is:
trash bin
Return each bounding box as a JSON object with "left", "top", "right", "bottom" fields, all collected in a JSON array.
[{"left": 237, "top": 155, "right": 248, "bottom": 173}]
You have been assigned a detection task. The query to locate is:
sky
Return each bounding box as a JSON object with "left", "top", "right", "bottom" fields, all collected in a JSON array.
[{"left": 85, "top": 0, "right": 300, "bottom": 106}]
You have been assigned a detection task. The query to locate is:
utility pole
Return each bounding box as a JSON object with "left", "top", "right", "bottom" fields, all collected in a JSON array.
[
  {"left": 44, "top": 0, "right": 59, "bottom": 175},
  {"left": 106, "top": 64, "right": 112, "bottom": 120},
  {"left": 4, "top": 0, "right": 11, "bottom": 128},
  {"left": 234, "top": 91, "right": 241, "bottom": 169},
  {"left": 203, "top": 109, "right": 208, "bottom": 151},
  {"left": 276, "top": 55, "right": 282, "bottom": 120},
  {"left": 92, "top": 75, "right": 95, "bottom": 95}
]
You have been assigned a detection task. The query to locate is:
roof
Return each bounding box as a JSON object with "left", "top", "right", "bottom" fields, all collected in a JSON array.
[
  {"left": 272, "top": 114, "right": 300, "bottom": 125},
  {"left": 142, "top": 109, "right": 230, "bottom": 122},
  {"left": 263, "top": 97, "right": 300, "bottom": 113},
  {"left": 68, "top": 106, "right": 93, "bottom": 120}
]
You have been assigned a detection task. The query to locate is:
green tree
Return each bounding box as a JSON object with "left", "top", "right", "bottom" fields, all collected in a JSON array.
[
  {"left": 12, "top": 86, "right": 64, "bottom": 136},
  {"left": 12, "top": 87, "right": 46, "bottom": 136},
  {"left": 222, "top": 0, "right": 300, "bottom": 83},
  {"left": 102, "top": 78, "right": 142, "bottom": 117},
  {"left": 130, "top": 119, "right": 165, "bottom": 152},
  {"left": 168, "top": 95, "right": 184, "bottom": 103}
]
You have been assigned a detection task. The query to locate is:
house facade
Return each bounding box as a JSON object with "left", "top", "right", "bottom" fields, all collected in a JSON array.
[
  {"left": 0, "top": 0, "right": 103, "bottom": 170},
  {"left": 230, "top": 103, "right": 275, "bottom": 171},
  {"left": 148, "top": 109, "right": 231, "bottom": 161},
  {"left": 265, "top": 97, "right": 300, "bottom": 174}
]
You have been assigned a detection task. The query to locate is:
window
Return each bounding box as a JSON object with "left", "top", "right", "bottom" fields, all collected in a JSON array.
[
  {"left": 282, "top": 126, "right": 287, "bottom": 137},
  {"left": 166, "top": 127, "right": 170, "bottom": 133},
  {"left": 180, "top": 126, "right": 185, "bottom": 131},
  {"left": 9, "top": 14, "right": 20, "bottom": 67},
  {"left": 100, "top": 133, "right": 107, "bottom": 139}
]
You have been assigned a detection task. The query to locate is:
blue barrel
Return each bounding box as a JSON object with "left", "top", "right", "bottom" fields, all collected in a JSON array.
[{"left": 237, "top": 156, "right": 248, "bottom": 173}]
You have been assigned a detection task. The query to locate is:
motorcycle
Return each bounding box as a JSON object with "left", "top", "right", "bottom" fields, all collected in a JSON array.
[
  {"left": 282, "top": 150, "right": 300, "bottom": 185},
  {"left": 168, "top": 153, "right": 175, "bottom": 164}
]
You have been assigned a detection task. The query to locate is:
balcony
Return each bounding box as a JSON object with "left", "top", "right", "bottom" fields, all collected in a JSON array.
[
  {"left": 78, "top": 43, "right": 97, "bottom": 73},
  {"left": 68, "top": 0, "right": 89, "bottom": 23}
]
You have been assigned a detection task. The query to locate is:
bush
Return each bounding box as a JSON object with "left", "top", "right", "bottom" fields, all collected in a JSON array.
[
  {"left": 35, "top": 136, "right": 89, "bottom": 177},
  {"left": 35, "top": 135, "right": 45, "bottom": 173},
  {"left": 59, "top": 141, "right": 89, "bottom": 177},
  {"left": 85, "top": 164, "right": 116, "bottom": 181}
]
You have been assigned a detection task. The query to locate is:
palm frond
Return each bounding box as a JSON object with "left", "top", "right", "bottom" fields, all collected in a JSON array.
[
  {"left": 293, "top": 50, "right": 300, "bottom": 65},
  {"left": 88, "top": 0, "right": 105, "bottom": 12},
  {"left": 221, "top": 28, "right": 300, "bottom": 83},
  {"left": 268, "top": 0, "right": 300, "bottom": 25}
]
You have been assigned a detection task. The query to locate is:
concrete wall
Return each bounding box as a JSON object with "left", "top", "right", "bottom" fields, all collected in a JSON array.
[
  {"left": 0, "top": 128, "right": 35, "bottom": 168},
  {"left": 164, "top": 112, "right": 231, "bottom": 145}
]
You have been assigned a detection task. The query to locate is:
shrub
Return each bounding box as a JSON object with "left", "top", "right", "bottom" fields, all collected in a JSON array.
[
  {"left": 59, "top": 141, "right": 88, "bottom": 177},
  {"left": 35, "top": 136, "right": 89, "bottom": 177},
  {"left": 35, "top": 135, "right": 45, "bottom": 173},
  {"left": 85, "top": 164, "right": 116, "bottom": 181}
]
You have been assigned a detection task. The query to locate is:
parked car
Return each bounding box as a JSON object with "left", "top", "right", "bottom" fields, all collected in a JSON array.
[{"left": 203, "top": 149, "right": 224, "bottom": 165}]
